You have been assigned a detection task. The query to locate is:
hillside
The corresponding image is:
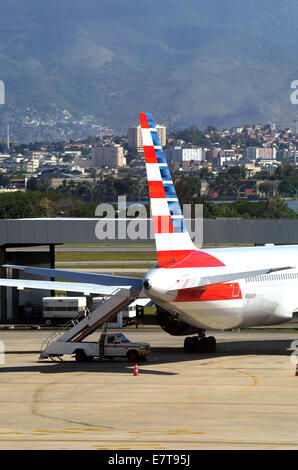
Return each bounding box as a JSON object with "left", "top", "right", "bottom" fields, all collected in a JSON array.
[{"left": 0, "top": 0, "right": 298, "bottom": 137}]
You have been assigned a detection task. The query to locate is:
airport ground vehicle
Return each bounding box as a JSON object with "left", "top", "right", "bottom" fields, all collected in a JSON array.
[
  {"left": 38, "top": 287, "right": 148, "bottom": 360},
  {"left": 71, "top": 333, "right": 150, "bottom": 362},
  {"left": 42, "top": 297, "right": 87, "bottom": 326},
  {"left": 121, "top": 298, "right": 152, "bottom": 326}
]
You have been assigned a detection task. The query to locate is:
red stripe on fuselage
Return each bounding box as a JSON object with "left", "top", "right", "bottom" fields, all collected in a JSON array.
[
  {"left": 174, "top": 282, "right": 242, "bottom": 302},
  {"left": 157, "top": 250, "right": 225, "bottom": 268}
]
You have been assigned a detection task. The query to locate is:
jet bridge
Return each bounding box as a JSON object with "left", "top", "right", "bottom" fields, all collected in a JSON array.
[{"left": 40, "top": 287, "right": 137, "bottom": 360}]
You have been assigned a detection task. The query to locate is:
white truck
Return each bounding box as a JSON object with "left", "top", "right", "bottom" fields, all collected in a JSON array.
[
  {"left": 44, "top": 332, "right": 151, "bottom": 362},
  {"left": 42, "top": 297, "right": 87, "bottom": 326}
]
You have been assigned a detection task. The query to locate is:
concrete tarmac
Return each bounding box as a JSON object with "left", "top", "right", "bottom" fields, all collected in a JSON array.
[{"left": 0, "top": 328, "right": 298, "bottom": 450}]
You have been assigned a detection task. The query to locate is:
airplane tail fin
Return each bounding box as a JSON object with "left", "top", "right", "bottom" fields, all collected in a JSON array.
[{"left": 139, "top": 112, "right": 198, "bottom": 267}]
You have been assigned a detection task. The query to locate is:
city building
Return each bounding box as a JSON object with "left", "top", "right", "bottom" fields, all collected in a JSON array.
[
  {"left": 128, "top": 125, "right": 166, "bottom": 152},
  {"left": 244, "top": 163, "right": 261, "bottom": 176},
  {"left": 25, "top": 157, "right": 39, "bottom": 173},
  {"left": 205, "top": 149, "right": 220, "bottom": 162},
  {"left": 165, "top": 147, "right": 204, "bottom": 163},
  {"left": 212, "top": 149, "right": 240, "bottom": 169},
  {"left": 246, "top": 147, "right": 277, "bottom": 161},
  {"left": 91, "top": 144, "right": 126, "bottom": 168}
]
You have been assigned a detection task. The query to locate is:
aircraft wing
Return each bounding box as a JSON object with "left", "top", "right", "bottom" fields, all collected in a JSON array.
[
  {"left": 3, "top": 264, "right": 143, "bottom": 290},
  {"left": 0, "top": 278, "right": 138, "bottom": 296},
  {"left": 169, "top": 266, "right": 295, "bottom": 291}
]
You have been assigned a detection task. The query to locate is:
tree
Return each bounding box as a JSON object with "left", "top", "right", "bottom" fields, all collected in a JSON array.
[
  {"left": 26, "top": 177, "right": 49, "bottom": 192},
  {"left": 258, "top": 183, "right": 273, "bottom": 197},
  {"left": 0, "top": 192, "right": 47, "bottom": 218},
  {"left": 176, "top": 126, "right": 210, "bottom": 147},
  {"left": 264, "top": 197, "right": 297, "bottom": 218},
  {"left": 173, "top": 176, "right": 201, "bottom": 205}
]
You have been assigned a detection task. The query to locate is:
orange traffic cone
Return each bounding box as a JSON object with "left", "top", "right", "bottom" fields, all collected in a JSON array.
[
  {"left": 296, "top": 363, "right": 298, "bottom": 376},
  {"left": 134, "top": 364, "right": 139, "bottom": 376}
]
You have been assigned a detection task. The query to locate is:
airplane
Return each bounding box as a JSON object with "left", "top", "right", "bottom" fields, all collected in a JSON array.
[{"left": 1, "top": 112, "right": 298, "bottom": 354}]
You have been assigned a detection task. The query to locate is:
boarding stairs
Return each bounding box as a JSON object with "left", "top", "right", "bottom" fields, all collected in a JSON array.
[
  {"left": 40, "top": 287, "right": 137, "bottom": 359},
  {"left": 98, "top": 322, "right": 109, "bottom": 361}
]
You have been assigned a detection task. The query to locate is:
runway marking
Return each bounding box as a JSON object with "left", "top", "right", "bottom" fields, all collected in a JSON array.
[{"left": 188, "top": 355, "right": 259, "bottom": 401}]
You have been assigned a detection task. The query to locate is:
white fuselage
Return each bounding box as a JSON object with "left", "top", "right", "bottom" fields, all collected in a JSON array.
[{"left": 144, "top": 245, "right": 298, "bottom": 330}]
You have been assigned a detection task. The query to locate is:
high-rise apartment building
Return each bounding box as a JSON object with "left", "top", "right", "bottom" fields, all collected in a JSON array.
[{"left": 128, "top": 124, "right": 166, "bottom": 152}]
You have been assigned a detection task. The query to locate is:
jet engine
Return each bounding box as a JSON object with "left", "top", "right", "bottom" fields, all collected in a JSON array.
[{"left": 155, "top": 304, "right": 199, "bottom": 336}]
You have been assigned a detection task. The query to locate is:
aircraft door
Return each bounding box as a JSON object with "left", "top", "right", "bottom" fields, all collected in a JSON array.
[{"left": 232, "top": 282, "right": 240, "bottom": 298}]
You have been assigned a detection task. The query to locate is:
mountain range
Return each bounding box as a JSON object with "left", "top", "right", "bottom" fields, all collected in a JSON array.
[{"left": 1, "top": 0, "right": 298, "bottom": 138}]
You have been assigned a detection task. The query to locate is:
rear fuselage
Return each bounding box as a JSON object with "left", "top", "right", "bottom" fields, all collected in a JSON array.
[{"left": 144, "top": 245, "right": 298, "bottom": 330}]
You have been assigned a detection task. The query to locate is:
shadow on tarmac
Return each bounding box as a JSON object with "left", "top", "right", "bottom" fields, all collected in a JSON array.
[{"left": 0, "top": 338, "right": 296, "bottom": 375}]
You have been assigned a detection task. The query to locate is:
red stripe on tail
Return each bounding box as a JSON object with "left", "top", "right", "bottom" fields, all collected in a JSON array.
[
  {"left": 139, "top": 113, "right": 150, "bottom": 128},
  {"left": 144, "top": 146, "right": 158, "bottom": 163},
  {"left": 148, "top": 181, "right": 166, "bottom": 198},
  {"left": 157, "top": 250, "right": 225, "bottom": 268},
  {"left": 153, "top": 216, "right": 174, "bottom": 234}
]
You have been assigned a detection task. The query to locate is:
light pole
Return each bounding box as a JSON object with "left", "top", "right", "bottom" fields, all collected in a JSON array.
[
  {"left": 236, "top": 184, "right": 246, "bottom": 199},
  {"left": 138, "top": 182, "right": 147, "bottom": 203},
  {"left": 229, "top": 184, "right": 246, "bottom": 200}
]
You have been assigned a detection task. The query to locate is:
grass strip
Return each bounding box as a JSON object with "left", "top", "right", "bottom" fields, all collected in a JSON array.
[{"left": 56, "top": 251, "right": 157, "bottom": 262}]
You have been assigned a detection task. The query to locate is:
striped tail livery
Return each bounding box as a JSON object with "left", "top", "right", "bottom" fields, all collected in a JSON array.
[{"left": 139, "top": 112, "right": 224, "bottom": 269}]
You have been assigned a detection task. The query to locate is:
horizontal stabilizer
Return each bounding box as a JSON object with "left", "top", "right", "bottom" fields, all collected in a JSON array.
[
  {"left": 3, "top": 264, "right": 143, "bottom": 291},
  {"left": 170, "top": 266, "right": 295, "bottom": 291}
]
